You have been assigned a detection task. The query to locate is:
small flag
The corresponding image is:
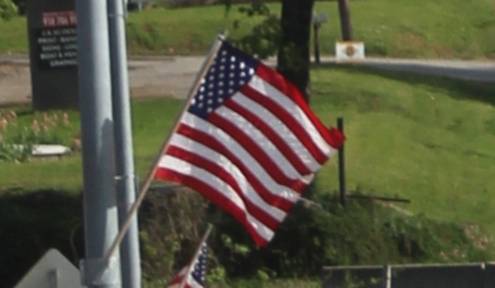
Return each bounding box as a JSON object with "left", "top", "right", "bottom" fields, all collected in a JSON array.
[
  {"left": 167, "top": 240, "right": 209, "bottom": 288},
  {"left": 155, "top": 40, "right": 344, "bottom": 246}
]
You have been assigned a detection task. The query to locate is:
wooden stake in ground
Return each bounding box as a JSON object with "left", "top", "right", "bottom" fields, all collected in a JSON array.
[{"left": 338, "top": 117, "right": 346, "bottom": 206}]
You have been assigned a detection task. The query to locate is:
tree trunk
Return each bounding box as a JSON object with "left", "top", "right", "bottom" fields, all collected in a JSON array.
[
  {"left": 277, "top": 0, "right": 315, "bottom": 102},
  {"left": 338, "top": 0, "right": 353, "bottom": 41}
]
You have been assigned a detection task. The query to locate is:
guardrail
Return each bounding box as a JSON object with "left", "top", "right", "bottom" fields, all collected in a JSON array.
[{"left": 321, "top": 262, "right": 495, "bottom": 288}]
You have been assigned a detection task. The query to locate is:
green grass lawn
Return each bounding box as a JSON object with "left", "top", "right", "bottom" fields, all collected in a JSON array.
[
  {"left": 333, "top": 0, "right": 495, "bottom": 58},
  {"left": 0, "top": 16, "right": 27, "bottom": 53},
  {"left": 1, "top": 66, "right": 494, "bottom": 239},
  {"left": 1, "top": 0, "right": 494, "bottom": 58},
  {"left": 311, "top": 65, "right": 495, "bottom": 238},
  {"left": 0, "top": 99, "right": 182, "bottom": 192}
]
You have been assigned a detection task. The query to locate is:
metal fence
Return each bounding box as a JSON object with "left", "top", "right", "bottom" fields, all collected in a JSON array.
[{"left": 321, "top": 262, "right": 495, "bottom": 288}]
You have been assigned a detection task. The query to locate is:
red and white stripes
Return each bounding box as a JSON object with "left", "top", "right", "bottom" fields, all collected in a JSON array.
[
  {"left": 155, "top": 62, "right": 344, "bottom": 246},
  {"left": 167, "top": 267, "right": 203, "bottom": 288}
]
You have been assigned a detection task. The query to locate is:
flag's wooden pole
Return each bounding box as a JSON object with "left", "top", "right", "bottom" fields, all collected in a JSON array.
[
  {"left": 179, "top": 225, "right": 213, "bottom": 288},
  {"left": 104, "top": 35, "right": 225, "bottom": 261}
]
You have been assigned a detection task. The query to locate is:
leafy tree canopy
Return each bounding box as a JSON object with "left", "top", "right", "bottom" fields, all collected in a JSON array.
[
  {"left": 0, "top": 0, "right": 17, "bottom": 20},
  {"left": 228, "top": 1, "right": 314, "bottom": 100}
]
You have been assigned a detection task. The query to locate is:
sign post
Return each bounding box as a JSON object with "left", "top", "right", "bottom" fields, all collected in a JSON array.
[{"left": 312, "top": 12, "right": 328, "bottom": 64}]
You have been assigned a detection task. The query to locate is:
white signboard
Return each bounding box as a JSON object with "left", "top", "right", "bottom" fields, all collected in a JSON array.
[
  {"left": 335, "top": 41, "right": 366, "bottom": 62},
  {"left": 15, "top": 249, "right": 82, "bottom": 288},
  {"left": 32, "top": 144, "right": 71, "bottom": 156}
]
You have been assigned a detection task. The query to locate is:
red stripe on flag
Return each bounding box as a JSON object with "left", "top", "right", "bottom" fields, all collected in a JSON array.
[
  {"left": 240, "top": 84, "right": 329, "bottom": 164},
  {"left": 155, "top": 167, "right": 269, "bottom": 246},
  {"left": 208, "top": 111, "right": 307, "bottom": 192},
  {"left": 255, "top": 64, "right": 344, "bottom": 149},
  {"left": 169, "top": 273, "right": 184, "bottom": 285},
  {"left": 175, "top": 124, "right": 296, "bottom": 211},
  {"left": 165, "top": 145, "right": 281, "bottom": 230},
  {"left": 224, "top": 100, "right": 313, "bottom": 175}
]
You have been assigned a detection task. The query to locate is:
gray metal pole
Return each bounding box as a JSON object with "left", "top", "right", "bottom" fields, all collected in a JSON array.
[
  {"left": 108, "top": 0, "right": 142, "bottom": 287},
  {"left": 76, "top": 0, "right": 121, "bottom": 286}
]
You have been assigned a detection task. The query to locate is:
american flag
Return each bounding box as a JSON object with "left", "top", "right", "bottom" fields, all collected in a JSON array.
[
  {"left": 155, "top": 40, "right": 344, "bottom": 246},
  {"left": 167, "top": 242, "right": 208, "bottom": 288}
]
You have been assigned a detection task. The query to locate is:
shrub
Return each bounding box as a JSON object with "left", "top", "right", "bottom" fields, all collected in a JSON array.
[
  {"left": 139, "top": 186, "right": 210, "bottom": 282},
  {"left": 208, "top": 191, "right": 492, "bottom": 278},
  {"left": 0, "top": 190, "right": 82, "bottom": 287},
  {"left": 2, "top": 185, "right": 491, "bottom": 286},
  {"left": 136, "top": 185, "right": 493, "bottom": 281}
]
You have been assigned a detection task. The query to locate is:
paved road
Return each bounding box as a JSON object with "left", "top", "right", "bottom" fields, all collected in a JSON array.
[
  {"left": 0, "top": 55, "right": 204, "bottom": 105},
  {"left": 353, "top": 58, "right": 495, "bottom": 83},
  {"left": 0, "top": 55, "right": 494, "bottom": 106}
]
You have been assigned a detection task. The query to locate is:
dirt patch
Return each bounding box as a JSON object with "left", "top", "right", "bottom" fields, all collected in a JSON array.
[{"left": 0, "top": 63, "right": 32, "bottom": 106}]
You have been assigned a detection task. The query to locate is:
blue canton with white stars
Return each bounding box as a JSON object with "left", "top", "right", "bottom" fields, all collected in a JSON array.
[
  {"left": 191, "top": 243, "right": 208, "bottom": 285},
  {"left": 188, "top": 42, "right": 258, "bottom": 119}
]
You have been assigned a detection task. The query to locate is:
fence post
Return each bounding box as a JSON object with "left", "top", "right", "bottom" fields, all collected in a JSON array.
[
  {"left": 337, "top": 117, "right": 346, "bottom": 206},
  {"left": 482, "top": 262, "right": 489, "bottom": 288},
  {"left": 383, "top": 265, "right": 391, "bottom": 288}
]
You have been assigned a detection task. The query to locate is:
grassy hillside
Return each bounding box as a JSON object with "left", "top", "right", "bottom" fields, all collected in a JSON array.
[
  {"left": 1, "top": 66, "right": 494, "bottom": 236},
  {"left": 336, "top": 0, "right": 495, "bottom": 58},
  {"left": 0, "top": 16, "right": 27, "bottom": 53},
  {"left": 1, "top": 0, "right": 494, "bottom": 58},
  {"left": 311, "top": 65, "right": 495, "bottom": 239},
  {"left": 1, "top": 67, "right": 494, "bottom": 286}
]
